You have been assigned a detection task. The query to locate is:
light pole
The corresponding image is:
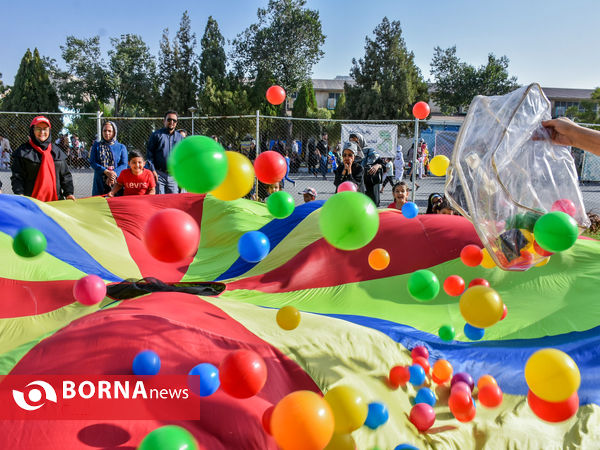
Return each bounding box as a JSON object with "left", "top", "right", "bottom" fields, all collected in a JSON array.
[{"left": 188, "top": 106, "right": 197, "bottom": 136}]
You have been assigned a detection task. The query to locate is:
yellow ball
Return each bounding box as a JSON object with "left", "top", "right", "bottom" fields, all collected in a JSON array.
[
  {"left": 324, "top": 433, "right": 356, "bottom": 450},
  {"left": 429, "top": 155, "right": 450, "bottom": 176},
  {"left": 459, "top": 286, "right": 504, "bottom": 328},
  {"left": 210, "top": 151, "right": 255, "bottom": 201},
  {"left": 276, "top": 306, "right": 301, "bottom": 330},
  {"left": 480, "top": 248, "right": 496, "bottom": 269},
  {"left": 525, "top": 348, "right": 580, "bottom": 402},
  {"left": 323, "top": 386, "right": 368, "bottom": 433},
  {"left": 519, "top": 229, "right": 535, "bottom": 251}
]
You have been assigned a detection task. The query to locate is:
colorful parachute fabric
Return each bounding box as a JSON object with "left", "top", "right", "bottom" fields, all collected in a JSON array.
[{"left": 1, "top": 193, "right": 600, "bottom": 449}]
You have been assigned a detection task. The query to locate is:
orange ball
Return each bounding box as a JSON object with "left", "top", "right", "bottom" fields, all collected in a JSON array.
[
  {"left": 271, "top": 391, "right": 334, "bottom": 450},
  {"left": 432, "top": 359, "right": 453, "bottom": 384},
  {"left": 477, "top": 375, "right": 498, "bottom": 390},
  {"left": 368, "top": 248, "right": 390, "bottom": 271}
]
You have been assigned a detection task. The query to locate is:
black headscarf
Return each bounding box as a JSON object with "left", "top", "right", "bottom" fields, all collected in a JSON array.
[{"left": 29, "top": 124, "right": 52, "bottom": 150}]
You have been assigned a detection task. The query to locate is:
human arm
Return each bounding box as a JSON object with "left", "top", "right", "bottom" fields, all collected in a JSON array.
[
  {"left": 59, "top": 160, "right": 75, "bottom": 200},
  {"left": 368, "top": 157, "right": 384, "bottom": 175},
  {"left": 542, "top": 118, "right": 600, "bottom": 156},
  {"left": 115, "top": 145, "right": 128, "bottom": 176},
  {"left": 106, "top": 182, "right": 123, "bottom": 197},
  {"left": 89, "top": 142, "right": 106, "bottom": 173},
  {"left": 10, "top": 150, "right": 26, "bottom": 195}
]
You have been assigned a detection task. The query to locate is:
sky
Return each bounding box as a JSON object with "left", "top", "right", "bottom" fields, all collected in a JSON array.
[{"left": 2, "top": 0, "right": 599, "bottom": 90}]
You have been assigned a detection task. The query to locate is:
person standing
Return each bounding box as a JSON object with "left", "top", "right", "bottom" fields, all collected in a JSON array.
[
  {"left": 89, "top": 121, "right": 128, "bottom": 196},
  {"left": 146, "top": 110, "right": 183, "bottom": 194},
  {"left": 11, "top": 116, "right": 75, "bottom": 201},
  {"left": 334, "top": 142, "right": 364, "bottom": 193},
  {"left": 394, "top": 144, "right": 404, "bottom": 182}
]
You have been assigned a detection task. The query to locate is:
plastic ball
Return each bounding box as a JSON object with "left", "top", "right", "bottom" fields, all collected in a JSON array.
[
  {"left": 411, "top": 346, "right": 429, "bottom": 360},
  {"left": 443, "top": 275, "right": 465, "bottom": 296},
  {"left": 276, "top": 306, "right": 301, "bottom": 330},
  {"left": 409, "top": 403, "right": 435, "bottom": 432},
  {"left": 453, "top": 403, "right": 476, "bottom": 423},
  {"left": 459, "top": 286, "right": 504, "bottom": 328},
  {"left": 209, "top": 151, "right": 255, "bottom": 200},
  {"left": 533, "top": 211, "right": 579, "bottom": 253},
  {"left": 319, "top": 191, "right": 379, "bottom": 251},
  {"left": 451, "top": 372, "right": 474, "bottom": 391},
  {"left": 13, "top": 227, "right": 47, "bottom": 257},
  {"left": 337, "top": 181, "right": 358, "bottom": 192},
  {"left": 368, "top": 248, "right": 390, "bottom": 271},
  {"left": 168, "top": 135, "right": 227, "bottom": 193},
  {"left": 468, "top": 278, "right": 490, "bottom": 288},
  {"left": 525, "top": 348, "right": 580, "bottom": 403},
  {"left": 533, "top": 240, "right": 554, "bottom": 257},
  {"left": 412, "top": 356, "right": 430, "bottom": 374},
  {"left": 132, "top": 350, "right": 161, "bottom": 376},
  {"left": 429, "top": 155, "right": 450, "bottom": 176},
  {"left": 527, "top": 389, "right": 578, "bottom": 422},
  {"left": 138, "top": 425, "right": 198, "bottom": 450},
  {"left": 144, "top": 209, "right": 200, "bottom": 262},
  {"left": 364, "top": 401, "right": 389, "bottom": 429},
  {"left": 401, "top": 201, "right": 419, "bottom": 219},
  {"left": 432, "top": 359, "right": 453, "bottom": 384},
  {"left": 238, "top": 231, "right": 270, "bottom": 263},
  {"left": 324, "top": 385, "right": 368, "bottom": 433},
  {"left": 324, "top": 433, "right": 356, "bottom": 450},
  {"left": 73, "top": 274, "right": 106, "bottom": 306},
  {"left": 219, "top": 349, "right": 267, "bottom": 399},
  {"left": 448, "top": 390, "right": 472, "bottom": 416},
  {"left": 267, "top": 191, "right": 295, "bottom": 219},
  {"left": 266, "top": 85, "right": 286, "bottom": 105},
  {"left": 460, "top": 244, "right": 483, "bottom": 267},
  {"left": 271, "top": 390, "right": 334, "bottom": 450},
  {"left": 464, "top": 323, "right": 485, "bottom": 341},
  {"left": 477, "top": 375, "right": 498, "bottom": 390},
  {"left": 409, "top": 364, "right": 426, "bottom": 386},
  {"left": 451, "top": 381, "right": 472, "bottom": 395},
  {"left": 262, "top": 405, "right": 275, "bottom": 435},
  {"left": 478, "top": 383, "right": 503, "bottom": 408},
  {"left": 480, "top": 248, "right": 496, "bottom": 268},
  {"left": 188, "top": 363, "right": 220, "bottom": 397},
  {"left": 395, "top": 445, "right": 419, "bottom": 450},
  {"left": 389, "top": 365, "right": 410, "bottom": 388},
  {"left": 500, "top": 304, "right": 508, "bottom": 320},
  {"left": 407, "top": 269, "right": 440, "bottom": 302},
  {"left": 414, "top": 387, "right": 436, "bottom": 407},
  {"left": 412, "top": 102, "right": 430, "bottom": 120},
  {"left": 438, "top": 324, "right": 455, "bottom": 342},
  {"left": 254, "top": 150, "right": 287, "bottom": 184},
  {"left": 551, "top": 198, "right": 577, "bottom": 217}
]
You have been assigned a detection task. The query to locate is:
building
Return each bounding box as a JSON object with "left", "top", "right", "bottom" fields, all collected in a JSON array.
[
  {"left": 311, "top": 76, "right": 355, "bottom": 110},
  {"left": 542, "top": 87, "right": 597, "bottom": 118}
]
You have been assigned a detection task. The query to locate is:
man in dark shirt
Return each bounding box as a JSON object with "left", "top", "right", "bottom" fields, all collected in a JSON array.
[{"left": 146, "top": 110, "right": 183, "bottom": 194}]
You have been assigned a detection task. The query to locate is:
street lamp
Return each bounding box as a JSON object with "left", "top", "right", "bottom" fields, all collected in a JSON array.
[{"left": 188, "top": 106, "right": 197, "bottom": 136}]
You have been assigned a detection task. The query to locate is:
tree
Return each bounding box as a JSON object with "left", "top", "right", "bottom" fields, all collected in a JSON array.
[
  {"left": 2, "top": 48, "right": 60, "bottom": 112},
  {"left": 430, "top": 46, "right": 519, "bottom": 115},
  {"left": 200, "top": 16, "right": 226, "bottom": 88},
  {"left": 333, "top": 92, "right": 346, "bottom": 119},
  {"left": 292, "top": 81, "right": 317, "bottom": 118},
  {"left": 345, "top": 17, "right": 428, "bottom": 129},
  {"left": 566, "top": 89, "right": 600, "bottom": 124}
]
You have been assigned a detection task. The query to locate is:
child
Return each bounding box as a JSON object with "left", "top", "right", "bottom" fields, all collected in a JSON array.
[
  {"left": 426, "top": 193, "right": 444, "bottom": 214},
  {"left": 380, "top": 157, "right": 395, "bottom": 193},
  {"left": 432, "top": 197, "right": 456, "bottom": 215},
  {"left": 388, "top": 182, "right": 409, "bottom": 210},
  {"left": 107, "top": 150, "right": 156, "bottom": 197}
]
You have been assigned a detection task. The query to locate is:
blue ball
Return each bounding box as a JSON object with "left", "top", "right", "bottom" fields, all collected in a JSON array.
[
  {"left": 395, "top": 445, "right": 419, "bottom": 450},
  {"left": 364, "top": 401, "right": 389, "bottom": 429},
  {"left": 401, "top": 202, "right": 419, "bottom": 219},
  {"left": 188, "top": 363, "right": 220, "bottom": 397},
  {"left": 238, "top": 231, "right": 270, "bottom": 263},
  {"left": 464, "top": 323, "right": 485, "bottom": 341},
  {"left": 414, "top": 387, "right": 436, "bottom": 406},
  {"left": 132, "top": 350, "right": 161, "bottom": 375},
  {"left": 409, "top": 364, "right": 426, "bottom": 386}
]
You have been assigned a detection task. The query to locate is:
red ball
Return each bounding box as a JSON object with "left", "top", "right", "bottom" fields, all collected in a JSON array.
[
  {"left": 527, "top": 390, "right": 578, "bottom": 422},
  {"left": 412, "top": 356, "right": 430, "bottom": 375},
  {"left": 411, "top": 345, "right": 429, "bottom": 361},
  {"left": 454, "top": 403, "right": 476, "bottom": 422},
  {"left": 443, "top": 275, "right": 465, "bottom": 296},
  {"left": 551, "top": 199, "right": 577, "bottom": 217},
  {"left": 266, "top": 85, "right": 286, "bottom": 105},
  {"left": 412, "top": 101, "right": 430, "bottom": 120},
  {"left": 389, "top": 365, "right": 410, "bottom": 388},
  {"left": 533, "top": 240, "right": 554, "bottom": 257},
  {"left": 460, "top": 244, "right": 483, "bottom": 267},
  {"left": 500, "top": 304, "right": 508, "bottom": 320},
  {"left": 409, "top": 403, "right": 435, "bottom": 432},
  {"left": 254, "top": 151, "right": 287, "bottom": 184},
  {"left": 144, "top": 209, "right": 200, "bottom": 262},
  {"left": 449, "top": 390, "right": 472, "bottom": 416},
  {"left": 451, "top": 381, "right": 471, "bottom": 395},
  {"left": 468, "top": 278, "right": 490, "bottom": 288},
  {"left": 478, "top": 384, "right": 503, "bottom": 408},
  {"left": 262, "top": 405, "right": 275, "bottom": 435},
  {"left": 219, "top": 349, "right": 268, "bottom": 399}
]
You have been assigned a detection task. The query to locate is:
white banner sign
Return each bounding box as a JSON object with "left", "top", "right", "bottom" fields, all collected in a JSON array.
[{"left": 341, "top": 124, "right": 398, "bottom": 158}]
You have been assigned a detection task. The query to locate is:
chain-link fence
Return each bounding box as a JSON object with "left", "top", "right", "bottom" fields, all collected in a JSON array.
[{"left": 0, "top": 111, "right": 599, "bottom": 213}]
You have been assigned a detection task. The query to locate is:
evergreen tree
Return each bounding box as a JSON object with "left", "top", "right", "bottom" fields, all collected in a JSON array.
[
  {"left": 292, "top": 81, "right": 317, "bottom": 118},
  {"left": 200, "top": 16, "right": 226, "bottom": 88},
  {"left": 2, "top": 48, "right": 60, "bottom": 112},
  {"left": 333, "top": 92, "right": 346, "bottom": 119}
]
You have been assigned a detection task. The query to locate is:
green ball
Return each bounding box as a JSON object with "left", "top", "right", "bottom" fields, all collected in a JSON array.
[
  {"left": 167, "top": 135, "right": 228, "bottom": 193},
  {"left": 439, "top": 324, "right": 455, "bottom": 342},
  {"left": 319, "top": 191, "right": 379, "bottom": 250},
  {"left": 407, "top": 269, "right": 440, "bottom": 302},
  {"left": 533, "top": 211, "right": 579, "bottom": 253},
  {"left": 13, "top": 227, "right": 47, "bottom": 257},
  {"left": 138, "top": 425, "right": 198, "bottom": 450},
  {"left": 521, "top": 212, "right": 541, "bottom": 232},
  {"left": 266, "top": 191, "right": 295, "bottom": 219}
]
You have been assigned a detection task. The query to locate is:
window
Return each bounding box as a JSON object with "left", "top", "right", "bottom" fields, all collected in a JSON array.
[{"left": 327, "top": 92, "right": 341, "bottom": 110}]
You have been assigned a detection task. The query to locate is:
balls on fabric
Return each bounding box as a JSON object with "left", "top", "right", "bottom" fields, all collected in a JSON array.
[
  {"left": 460, "top": 244, "right": 483, "bottom": 267},
  {"left": 533, "top": 211, "right": 579, "bottom": 253},
  {"left": 219, "top": 349, "right": 267, "bottom": 399},
  {"left": 525, "top": 348, "right": 580, "bottom": 403},
  {"left": 468, "top": 278, "right": 490, "bottom": 288},
  {"left": 144, "top": 209, "right": 200, "bottom": 262},
  {"left": 401, "top": 201, "right": 419, "bottom": 219},
  {"left": 459, "top": 286, "right": 504, "bottom": 328},
  {"left": 132, "top": 350, "right": 161, "bottom": 376},
  {"left": 480, "top": 248, "right": 496, "bottom": 268},
  {"left": 138, "top": 425, "right": 198, "bottom": 450},
  {"left": 368, "top": 248, "right": 390, "bottom": 271},
  {"left": 527, "top": 389, "right": 578, "bottom": 422},
  {"left": 262, "top": 405, "right": 275, "bottom": 435},
  {"left": 407, "top": 269, "right": 440, "bottom": 302},
  {"left": 209, "top": 151, "right": 255, "bottom": 201},
  {"left": 409, "top": 403, "right": 435, "bottom": 432},
  {"left": 409, "top": 364, "right": 426, "bottom": 386},
  {"left": 464, "top": 323, "right": 485, "bottom": 341},
  {"left": 323, "top": 385, "right": 368, "bottom": 433},
  {"left": 188, "top": 363, "right": 220, "bottom": 397},
  {"left": 13, "top": 227, "right": 47, "bottom": 257},
  {"left": 276, "top": 306, "right": 301, "bottom": 330},
  {"left": 412, "top": 356, "right": 430, "bottom": 374},
  {"left": 414, "top": 387, "right": 436, "bottom": 407},
  {"left": 364, "top": 401, "right": 389, "bottom": 429},
  {"left": 266, "top": 191, "right": 295, "bottom": 219},
  {"left": 411, "top": 346, "right": 429, "bottom": 360},
  {"left": 389, "top": 365, "right": 410, "bottom": 388},
  {"left": 451, "top": 372, "right": 474, "bottom": 392},
  {"left": 478, "top": 383, "right": 503, "bottom": 408},
  {"left": 73, "top": 274, "right": 106, "bottom": 306},
  {"left": 238, "top": 231, "right": 270, "bottom": 263},
  {"left": 438, "top": 324, "right": 456, "bottom": 342},
  {"left": 477, "top": 375, "right": 498, "bottom": 390},
  {"left": 254, "top": 151, "right": 287, "bottom": 184},
  {"left": 443, "top": 275, "right": 465, "bottom": 296},
  {"left": 432, "top": 359, "right": 453, "bottom": 384},
  {"left": 324, "top": 432, "right": 356, "bottom": 450}
]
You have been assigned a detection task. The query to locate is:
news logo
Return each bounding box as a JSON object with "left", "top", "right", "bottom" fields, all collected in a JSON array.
[{"left": 12, "top": 380, "right": 58, "bottom": 411}]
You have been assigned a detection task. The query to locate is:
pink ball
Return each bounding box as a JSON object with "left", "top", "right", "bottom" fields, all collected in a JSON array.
[
  {"left": 411, "top": 345, "right": 429, "bottom": 361},
  {"left": 73, "top": 275, "right": 107, "bottom": 305},
  {"left": 337, "top": 181, "right": 358, "bottom": 192},
  {"left": 451, "top": 381, "right": 472, "bottom": 395},
  {"left": 551, "top": 199, "right": 577, "bottom": 217},
  {"left": 409, "top": 403, "right": 435, "bottom": 432}
]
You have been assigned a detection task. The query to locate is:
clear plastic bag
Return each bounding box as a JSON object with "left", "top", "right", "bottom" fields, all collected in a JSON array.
[{"left": 446, "top": 84, "right": 590, "bottom": 271}]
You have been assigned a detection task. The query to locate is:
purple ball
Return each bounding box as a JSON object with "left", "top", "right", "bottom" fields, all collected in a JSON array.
[{"left": 450, "top": 372, "right": 474, "bottom": 391}]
